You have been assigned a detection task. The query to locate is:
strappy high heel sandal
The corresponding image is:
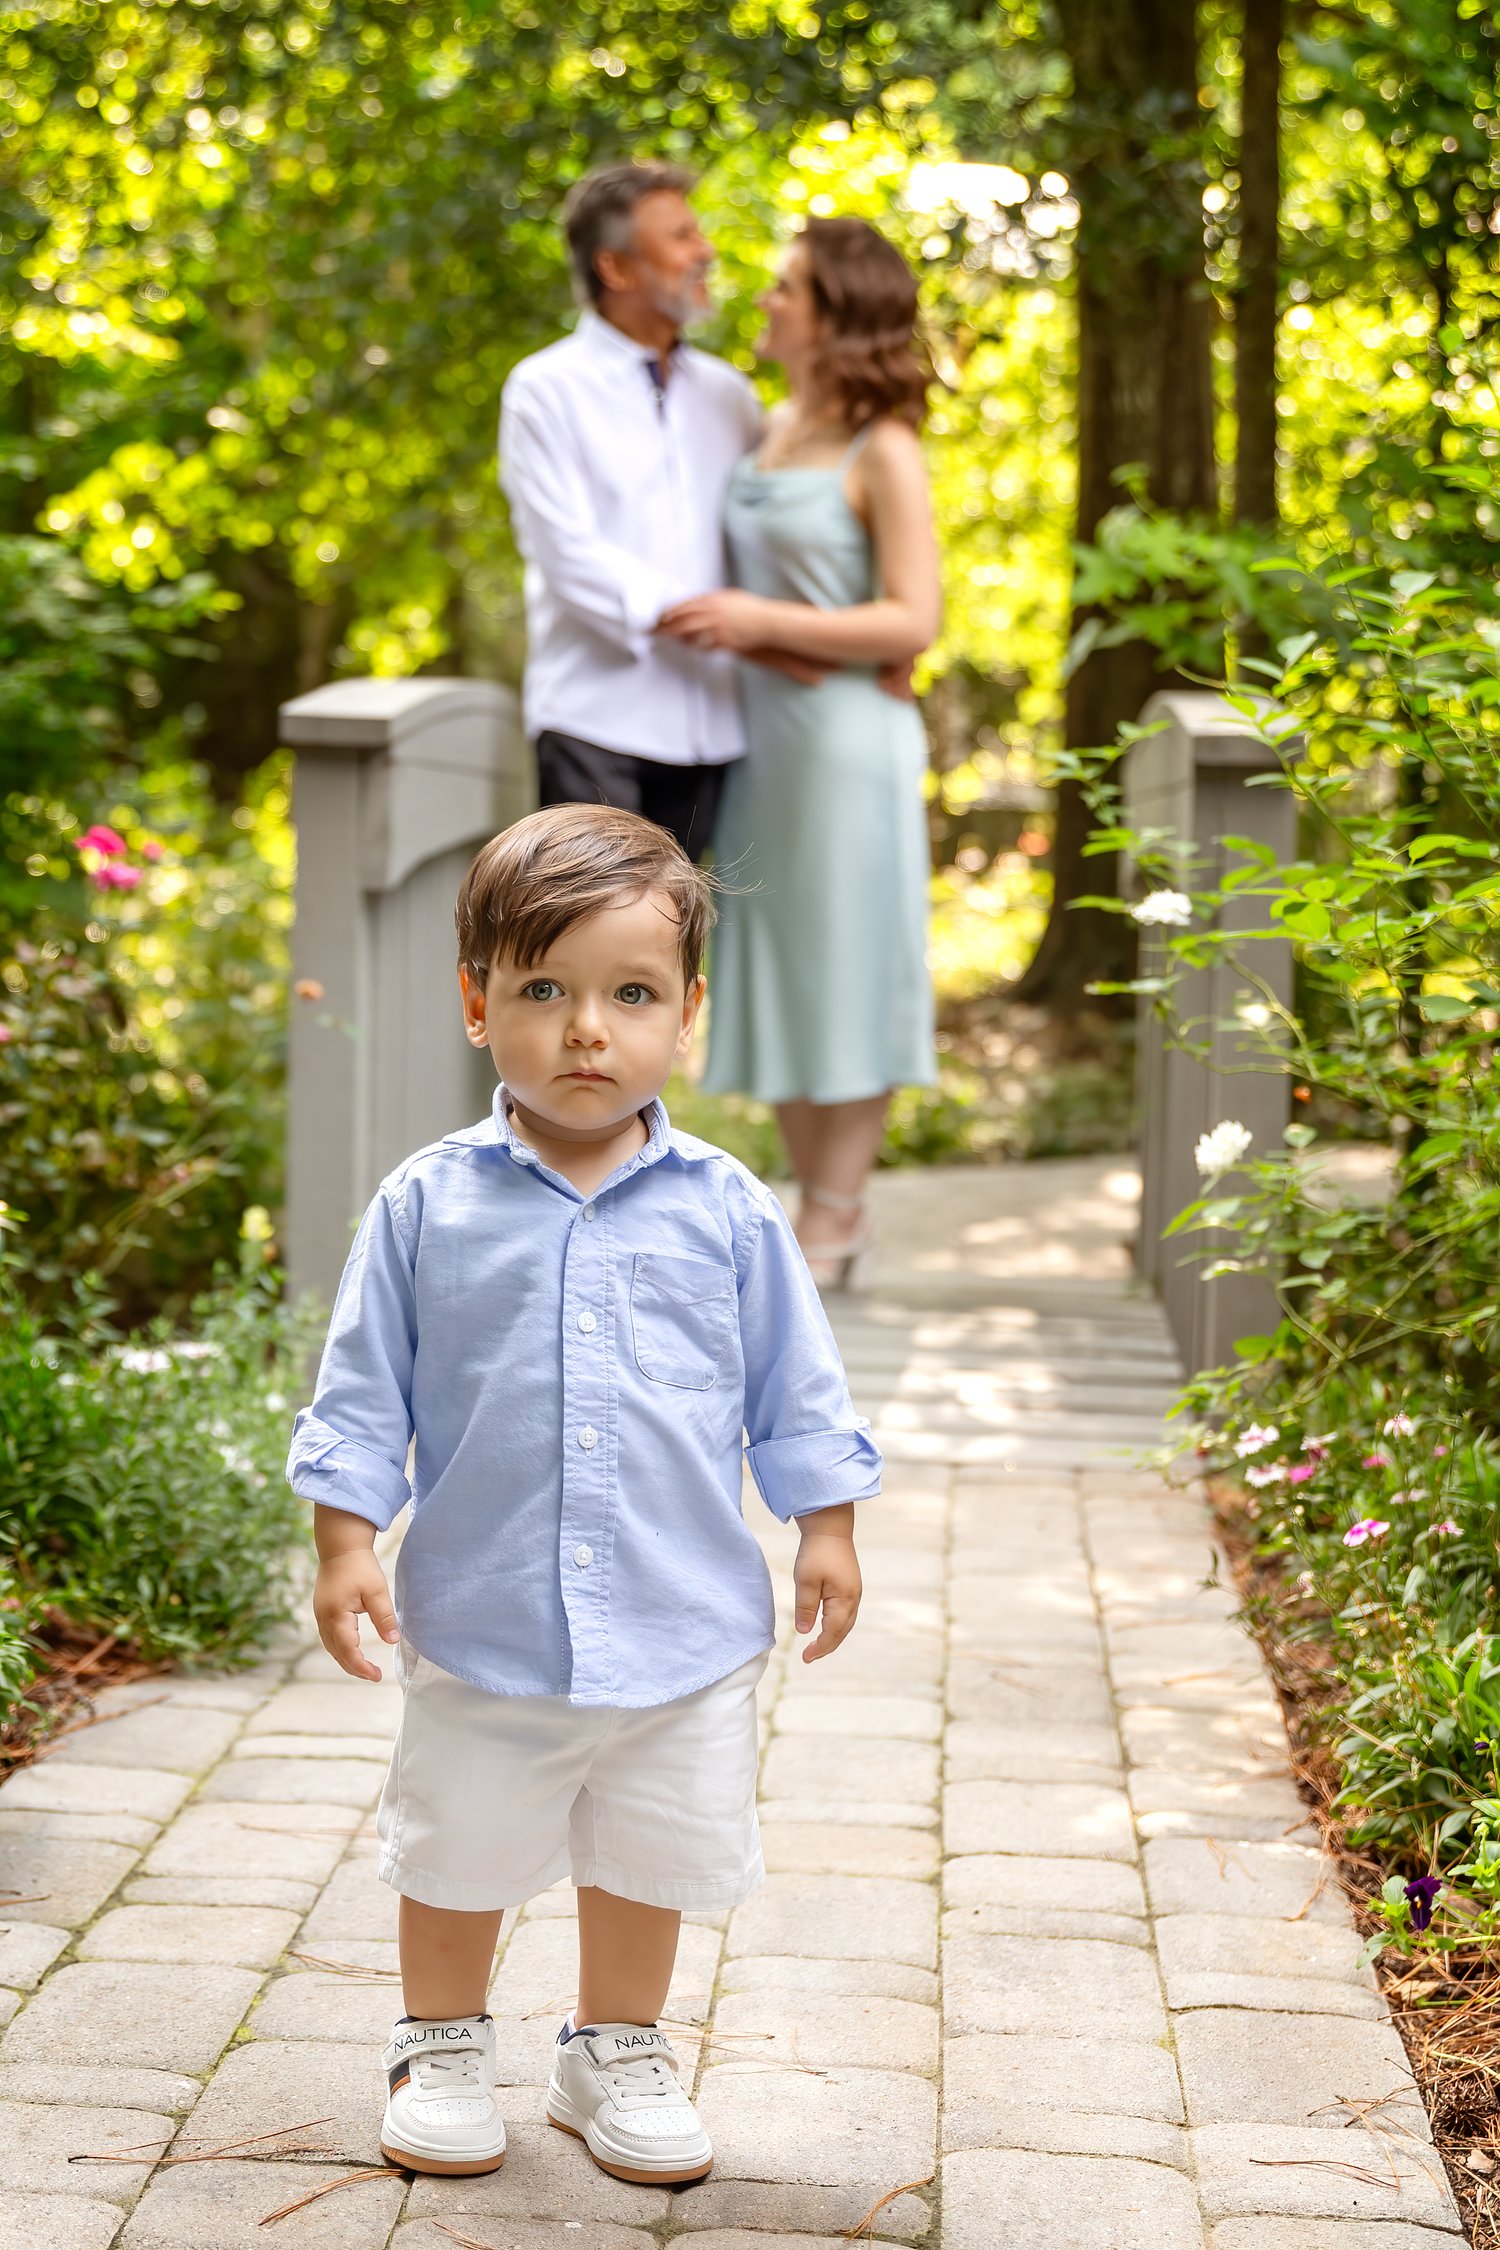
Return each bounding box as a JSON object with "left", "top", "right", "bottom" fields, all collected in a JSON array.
[{"left": 796, "top": 1182, "right": 876, "bottom": 1297}]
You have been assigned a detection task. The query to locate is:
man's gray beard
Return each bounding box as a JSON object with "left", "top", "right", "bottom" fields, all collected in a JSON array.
[{"left": 650, "top": 277, "right": 712, "bottom": 330}]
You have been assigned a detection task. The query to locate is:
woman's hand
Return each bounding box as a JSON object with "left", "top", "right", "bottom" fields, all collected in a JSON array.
[
  {"left": 658, "top": 590, "right": 774, "bottom": 653},
  {"left": 792, "top": 1503, "right": 863, "bottom": 1663}
]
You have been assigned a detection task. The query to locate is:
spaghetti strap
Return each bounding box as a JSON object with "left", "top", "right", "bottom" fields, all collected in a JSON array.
[{"left": 839, "top": 422, "right": 877, "bottom": 471}]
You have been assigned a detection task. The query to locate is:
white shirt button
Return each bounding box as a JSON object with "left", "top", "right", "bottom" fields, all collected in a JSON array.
[
  {"left": 577, "top": 1310, "right": 597, "bottom": 1335},
  {"left": 573, "top": 1544, "right": 594, "bottom": 1570},
  {"left": 578, "top": 1425, "right": 598, "bottom": 1452},
  {"left": 581, "top": 1202, "right": 596, "bottom": 1221}
]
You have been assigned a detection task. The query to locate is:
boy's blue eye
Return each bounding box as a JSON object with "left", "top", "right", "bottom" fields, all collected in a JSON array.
[
  {"left": 618, "top": 984, "right": 654, "bottom": 1006},
  {"left": 523, "top": 979, "right": 562, "bottom": 1002}
]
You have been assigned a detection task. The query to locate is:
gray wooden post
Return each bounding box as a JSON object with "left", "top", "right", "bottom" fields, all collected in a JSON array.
[
  {"left": 279, "top": 678, "right": 532, "bottom": 1305},
  {"left": 1124, "top": 690, "right": 1299, "bottom": 1378}
]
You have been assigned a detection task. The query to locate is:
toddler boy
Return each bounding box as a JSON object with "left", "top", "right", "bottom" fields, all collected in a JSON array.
[{"left": 288, "top": 803, "right": 878, "bottom": 2183}]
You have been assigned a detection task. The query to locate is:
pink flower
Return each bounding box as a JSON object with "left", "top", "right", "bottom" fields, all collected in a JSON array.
[
  {"left": 1301, "top": 1434, "right": 1334, "bottom": 1462},
  {"left": 1285, "top": 1463, "right": 1317, "bottom": 1485},
  {"left": 1434, "top": 1444, "right": 1449, "bottom": 1458},
  {"left": 1384, "top": 1411, "right": 1416, "bottom": 1438},
  {"left": 0, "top": 1023, "right": 12, "bottom": 1044},
  {"left": 90, "top": 863, "right": 141, "bottom": 891},
  {"left": 137, "top": 838, "right": 164, "bottom": 862},
  {"left": 1435, "top": 1520, "right": 1461, "bottom": 1537},
  {"left": 1343, "top": 1518, "right": 1390, "bottom": 1547},
  {"left": 75, "top": 823, "right": 127, "bottom": 858},
  {"left": 1361, "top": 1452, "right": 1391, "bottom": 1471}
]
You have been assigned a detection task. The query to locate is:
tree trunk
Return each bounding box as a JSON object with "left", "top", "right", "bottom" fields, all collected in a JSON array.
[
  {"left": 1235, "top": 0, "right": 1282, "bottom": 528},
  {"left": 1010, "top": 0, "right": 1217, "bottom": 1009}
]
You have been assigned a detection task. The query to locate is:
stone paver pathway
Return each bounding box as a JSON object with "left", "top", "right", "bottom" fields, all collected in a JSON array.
[{"left": 0, "top": 1160, "right": 1463, "bottom": 2248}]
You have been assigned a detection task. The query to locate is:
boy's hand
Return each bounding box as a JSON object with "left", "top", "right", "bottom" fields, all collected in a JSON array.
[
  {"left": 312, "top": 1505, "right": 400, "bottom": 1682},
  {"left": 792, "top": 1504, "right": 862, "bottom": 1663}
]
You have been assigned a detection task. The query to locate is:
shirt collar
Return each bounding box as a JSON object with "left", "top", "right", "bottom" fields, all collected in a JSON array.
[
  {"left": 577, "top": 309, "right": 685, "bottom": 381},
  {"left": 488, "top": 1082, "right": 674, "bottom": 1187}
]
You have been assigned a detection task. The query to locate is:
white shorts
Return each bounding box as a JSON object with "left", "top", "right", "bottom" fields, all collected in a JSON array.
[{"left": 376, "top": 1645, "right": 768, "bottom": 1914}]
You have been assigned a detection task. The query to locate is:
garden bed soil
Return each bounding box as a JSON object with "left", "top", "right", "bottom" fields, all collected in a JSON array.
[
  {"left": 0, "top": 1614, "right": 167, "bottom": 1779},
  {"left": 1210, "top": 1476, "right": 1500, "bottom": 2246}
]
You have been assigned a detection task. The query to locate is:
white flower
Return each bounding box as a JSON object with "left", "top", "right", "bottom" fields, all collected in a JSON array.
[
  {"left": 264, "top": 1391, "right": 286, "bottom": 1413},
  {"left": 1235, "top": 1423, "right": 1280, "bottom": 1458},
  {"left": 1384, "top": 1411, "right": 1416, "bottom": 1438},
  {"left": 218, "top": 1444, "right": 254, "bottom": 1476},
  {"left": 115, "top": 1347, "right": 172, "bottom": 1374},
  {"left": 170, "top": 1340, "right": 222, "bottom": 1362},
  {"left": 1244, "top": 1462, "right": 1287, "bottom": 1488},
  {"left": 1131, "top": 889, "right": 1193, "bottom": 928},
  {"left": 1194, "top": 1120, "right": 1254, "bottom": 1178}
]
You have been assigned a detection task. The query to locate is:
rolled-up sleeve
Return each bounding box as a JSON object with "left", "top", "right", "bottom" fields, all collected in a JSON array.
[
  {"left": 286, "top": 1182, "right": 417, "bottom": 1532},
  {"left": 738, "top": 1192, "right": 881, "bottom": 1522}
]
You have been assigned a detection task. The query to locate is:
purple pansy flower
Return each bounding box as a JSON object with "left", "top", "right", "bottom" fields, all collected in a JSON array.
[{"left": 1404, "top": 1876, "right": 1442, "bottom": 1932}]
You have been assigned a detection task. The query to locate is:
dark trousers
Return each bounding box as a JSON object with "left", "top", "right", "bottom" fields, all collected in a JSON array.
[{"left": 535, "top": 730, "right": 730, "bottom": 863}]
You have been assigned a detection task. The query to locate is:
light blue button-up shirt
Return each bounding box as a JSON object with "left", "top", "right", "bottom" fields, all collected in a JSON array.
[{"left": 287, "top": 1089, "right": 881, "bottom": 1707}]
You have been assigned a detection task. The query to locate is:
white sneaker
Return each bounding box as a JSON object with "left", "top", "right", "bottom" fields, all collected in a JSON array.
[
  {"left": 547, "top": 2020, "right": 712, "bottom": 2183},
  {"left": 380, "top": 2014, "right": 507, "bottom": 2175}
]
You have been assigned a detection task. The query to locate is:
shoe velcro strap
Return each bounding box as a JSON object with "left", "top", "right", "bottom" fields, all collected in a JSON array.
[{"left": 586, "top": 2029, "right": 674, "bottom": 2066}]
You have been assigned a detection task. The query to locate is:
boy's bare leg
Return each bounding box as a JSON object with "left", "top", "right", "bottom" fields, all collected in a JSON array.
[
  {"left": 400, "top": 1897, "right": 505, "bottom": 2019},
  {"left": 575, "top": 1886, "right": 680, "bottom": 2025}
]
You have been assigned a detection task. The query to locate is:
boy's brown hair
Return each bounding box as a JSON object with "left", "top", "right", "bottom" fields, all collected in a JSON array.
[{"left": 456, "top": 804, "right": 715, "bottom": 990}]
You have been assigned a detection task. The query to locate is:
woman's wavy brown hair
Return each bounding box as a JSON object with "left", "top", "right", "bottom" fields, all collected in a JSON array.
[{"left": 802, "top": 217, "right": 931, "bottom": 432}]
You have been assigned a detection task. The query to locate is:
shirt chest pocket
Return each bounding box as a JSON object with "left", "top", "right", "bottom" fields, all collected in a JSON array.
[{"left": 630, "top": 1252, "right": 736, "bottom": 1391}]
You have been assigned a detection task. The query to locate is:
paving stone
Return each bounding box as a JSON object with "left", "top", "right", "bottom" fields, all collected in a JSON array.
[
  {"left": 758, "top": 1821, "right": 939, "bottom": 1880},
  {"left": 712, "top": 1991, "right": 938, "bottom": 2074},
  {"left": 0, "top": 2064, "right": 201, "bottom": 2114},
  {"left": 1191, "top": 2122, "right": 1461, "bottom": 2229},
  {"left": 942, "top": 1853, "right": 1146, "bottom": 1918},
  {"left": 945, "top": 1780, "right": 1136, "bottom": 1862},
  {"left": 758, "top": 1797, "right": 938, "bottom": 1832},
  {"left": 944, "top": 1933, "right": 1166, "bottom": 2041},
  {"left": 941, "top": 2147, "right": 1205, "bottom": 2250},
  {"left": 0, "top": 1805, "right": 158, "bottom": 1850},
  {"left": 43, "top": 1705, "right": 242, "bottom": 1775},
  {"left": 944, "top": 2032, "right": 1181, "bottom": 2123},
  {"left": 943, "top": 1901, "right": 1151, "bottom": 1947},
  {"left": 297, "top": 1857, "right": 398, "bottom": 1941},
  {"left": 1144, "top": 1837, "right": 1348, "bottom": 1924},
  {"left": 0, "top": 1830, "right": 141, "bottom": 1935},
  {"left": 1175, "top": 2011, "right": 1426, "bottom": 2136},
  {"left": 946, "top": 1659, "right": 1114, "bottom": 1729},
  {"left": 1130, "top": 1766, "right": 1311, "bottom": 1829},
  {"left": 941, "top": 2104, "right": 1188, "bottom": 2167},
  {"left": 250, "top": 1967, "right": 404, "bottom": 2046},
  {"left": 773, "top": 1695, "right": 942, "bottom": 1742},
  {"left": 1157, "top": 1913, "right": 1375, "bottom": 1990},
  {"left": 0, "top": 1921, "right": 69, "bottom": 1990},
  {"left": 654, "top": 2236, "right": 848, "bottom": 2250},
  {"left": 1121, "top": 1705, "right": 1291, "bottom": 1775},
  {"left": 117, "top": 2158, "right": 406, "bottom": 2248},
  {"left": 0, "top": 2191, "right": 126, "bottom": 2249},
  {"left": 727, "top": 1874, "right": 937, "bottom": 1971},
  {"left": 667, "top": 2180, "right": 931, "bottom": 2237},
  {"left": 242, "top": 1681, "right": 402, "bottom": 1739},
  {"left": 124, "top": 1874, "right": 317, "bottom": 1914},
  {"left": 719, "top": 1955, "right": 939, "bottom": 2007},
  {"left": 173, "top": 2037, "right": 379, "bottom": 2163},
  {"left": 0, "top": 1764, "right": 191, "bottom": 1823},
  {"left": 395, "top": 2225, "right": 655, "bottom": 2250},
  {"left": 92, "top": 1672, "right": 286, "bottom": 1715},
  {"left": 696, "top": 2063, "right": 935, "bottom": 2188},
  {"left": 0, "top": 1993, "right": 16, "bottom": 2029},
  {"left": 759, "top": 1737, "right": 940, "bottom": 1809},
  {"left": 404, "top": 2119, "right": 672, "bottom": 2223},
  {"left": 197, "top": 1758, "right": 385, "bottom": 1807},
  {"left": 943, "top": 1720, "right": 1122, "bottom": 1785},
  {"left": 77, "top": 1905, "right": 298, "bottom": 1969},
  {"left": 1210, "top": 2226, "right": 1466, "bottom": 2249},
  {"left": 0, "top": 2100, "right": 173, "bottom": 2203},
  {"left": 1139, "top": 1807, "right": 1320, "bottom": 1847},
  {"left": 1170, "top": 1974, "right": 1384, "bottom": 2021},
  {"left": 1, "top": 1960, "right": 259, "bottom": 2073},
  {"left": 143, "top": 1802, "right": 361, "bottom": 1889}
]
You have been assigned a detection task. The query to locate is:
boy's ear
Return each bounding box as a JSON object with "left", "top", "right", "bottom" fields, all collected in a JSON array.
[
  {"left": 676, "top": 973, "right": 707, "bottom": 1056},
  {"left": 459, "top": 964, "right": 490, "bottom": 1047}
]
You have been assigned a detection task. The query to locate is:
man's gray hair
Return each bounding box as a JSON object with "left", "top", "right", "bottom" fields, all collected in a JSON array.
[{"left": 561, "top": 161, "right": 697, "bottom": 307}]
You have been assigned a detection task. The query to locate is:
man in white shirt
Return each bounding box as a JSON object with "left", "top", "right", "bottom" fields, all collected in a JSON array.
[{"left": 499, "top": 163, "right": 762, "bottom": 860}]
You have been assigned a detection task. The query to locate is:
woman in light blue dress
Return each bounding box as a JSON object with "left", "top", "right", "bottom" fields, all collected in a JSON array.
[{"left": 659, "top": 217, "right": 940, "bottom": 1289}]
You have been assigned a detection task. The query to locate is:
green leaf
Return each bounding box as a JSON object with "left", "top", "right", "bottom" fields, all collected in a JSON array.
[{"left": 1417, "top": 994, "right": 1473, "bottom": 1022}]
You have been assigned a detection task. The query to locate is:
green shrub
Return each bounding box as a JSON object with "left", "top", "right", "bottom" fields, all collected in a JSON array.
[{"left": 0, "top": 1273, "right": 319, "bottom": 1685}]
